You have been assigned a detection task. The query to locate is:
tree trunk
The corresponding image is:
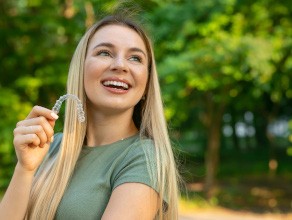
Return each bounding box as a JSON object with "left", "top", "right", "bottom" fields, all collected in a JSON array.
[
  {"left": 203, "top": 93, "right": 225, "bottom": 199},
  {"left": 204, "top": 116, "right": 222, "bottom": 199},
  {"left": 267, "top": 118, "right": 278, "bottom": 178},
  {"left": 254, "top": 113, "right": 270, "bottom": 149},
  {"left": 230, "top": 108, "right": 240, "bottom": 151}
]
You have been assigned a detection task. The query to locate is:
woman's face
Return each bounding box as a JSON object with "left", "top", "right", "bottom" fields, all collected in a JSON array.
[{"left": 84, "top": 24, "right": 149, "bottom": 115}]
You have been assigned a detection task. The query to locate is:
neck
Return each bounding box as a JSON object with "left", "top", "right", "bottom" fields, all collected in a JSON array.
[{"left": 85, "top": 108, "right": 138, "bottom": 146}]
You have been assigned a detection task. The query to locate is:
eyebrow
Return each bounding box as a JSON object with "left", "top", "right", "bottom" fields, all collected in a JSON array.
[{"left": 93, "top": 42, "right": 147, "bottom": 58}]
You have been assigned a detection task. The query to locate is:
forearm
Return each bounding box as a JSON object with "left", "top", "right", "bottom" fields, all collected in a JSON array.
[{"left": 0, "top": 162, "right": 35, "bottom": 220}]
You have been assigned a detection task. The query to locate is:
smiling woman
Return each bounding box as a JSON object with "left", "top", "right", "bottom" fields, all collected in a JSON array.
[
  {"left": 84, "top": 24, "right": 148, "bottom": 117},
  {"left": 0, "top": 14, "right": 180, "bottom": 220}
]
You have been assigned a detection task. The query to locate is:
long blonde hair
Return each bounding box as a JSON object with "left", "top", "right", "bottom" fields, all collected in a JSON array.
[{"left": 27, "top": 15, "right": 179, "bottom": 220}]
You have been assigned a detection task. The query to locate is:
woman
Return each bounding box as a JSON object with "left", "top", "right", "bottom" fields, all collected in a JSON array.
[{"left": 0, "top": 14, "right": 179, "bottom": 219}]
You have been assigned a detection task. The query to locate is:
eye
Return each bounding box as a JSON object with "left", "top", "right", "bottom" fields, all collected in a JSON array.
[
  {"left": 96, "top": 50, "right": 111, "bottom": 57},
  {"left": 129, "top": 55, "right": 142, "bottom": 63}
]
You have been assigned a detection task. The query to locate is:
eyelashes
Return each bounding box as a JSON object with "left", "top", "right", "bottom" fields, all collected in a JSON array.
[
  {"left": 96, "top": 50, "right": 111, "bottom": 57},
  {"left": 95, "top": 49, "right": 143, "bottom": 63},
  {"left": 129, "top": 55, "right": 142, "bottom": 63}
]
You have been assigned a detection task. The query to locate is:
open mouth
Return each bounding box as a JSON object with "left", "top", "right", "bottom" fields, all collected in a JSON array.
[{"left": 102, "top": 80, "right": 130, "bottom": 90}]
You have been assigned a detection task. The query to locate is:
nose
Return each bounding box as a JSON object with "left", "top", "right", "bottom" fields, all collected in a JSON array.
[{"left": 110, "top": 56, "right": 128, "bottom": 73}]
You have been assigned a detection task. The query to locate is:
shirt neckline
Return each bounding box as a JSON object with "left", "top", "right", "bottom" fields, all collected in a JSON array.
[{"left": 82, "top": 133, "right": 140, "bottom": 150}]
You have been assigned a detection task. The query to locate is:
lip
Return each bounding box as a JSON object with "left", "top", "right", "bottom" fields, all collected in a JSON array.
[
  {"left": 101, "top": 77, "right": 132, "bottom": 94},
  {"left": 101, "top": 77, "right": 132, "bottom": 87}
]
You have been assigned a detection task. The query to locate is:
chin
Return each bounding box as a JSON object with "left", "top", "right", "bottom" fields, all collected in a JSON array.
[{"left": 93, "top": 102, "right": 135, "bottom": 113}]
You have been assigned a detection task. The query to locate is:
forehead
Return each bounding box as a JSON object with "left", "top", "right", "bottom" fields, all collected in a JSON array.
[{"left": 88, "top": 24, "right": 147, "bottom": 52}]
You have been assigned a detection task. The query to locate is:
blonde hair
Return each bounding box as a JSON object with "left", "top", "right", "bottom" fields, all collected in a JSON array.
[{"left": 27, "top": 15, "right": 179, "bottom": 220}]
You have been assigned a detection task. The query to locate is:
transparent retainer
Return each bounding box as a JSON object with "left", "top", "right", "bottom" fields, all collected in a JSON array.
[{"left": 52, "top": 94, "right": 85, "bottom": 122}]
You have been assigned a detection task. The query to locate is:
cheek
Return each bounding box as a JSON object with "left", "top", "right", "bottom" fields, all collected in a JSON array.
[
  {"left": 136, "top": 67, "right": 149, "bottom": 86},
  {"left": 84, "top": 61, "right": 96, "bottom": 78},
  {"left": 84, "top": 62, "right": 97, "bottom": 94},
  {"left": 84, "top": 60, "right": 102, "bottom": 86},
  {"left": 84, "top": 58, "right": 109, "bottom": 79}
]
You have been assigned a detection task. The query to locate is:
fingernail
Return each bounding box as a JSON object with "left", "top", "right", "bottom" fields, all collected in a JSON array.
[
  {"left": 50, "top": 136, "right": 54, "bottom": 143},
  {"left": 51, "top": 112, "right": 59, "bottom": 120}
]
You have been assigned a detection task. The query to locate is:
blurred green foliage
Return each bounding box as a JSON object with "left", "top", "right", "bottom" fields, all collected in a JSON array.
[{"left": 0, "top": 0, "right": 291, "bottom": 209}]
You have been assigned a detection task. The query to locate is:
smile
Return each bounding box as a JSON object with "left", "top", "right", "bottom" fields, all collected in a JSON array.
[{"left": 102, "top": 80, "right": 129, "bottom": 90}]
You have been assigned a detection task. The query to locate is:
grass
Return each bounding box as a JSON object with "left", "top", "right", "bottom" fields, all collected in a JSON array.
[
  {"left": 178, "top": 147, "right": 292, "bottom": 214},
  {"left": 179, "top": 175, "right": 292, "bottom": 215}
]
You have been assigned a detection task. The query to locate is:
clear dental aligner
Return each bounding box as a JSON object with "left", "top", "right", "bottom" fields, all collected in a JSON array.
[{"left": 52, "top": 94, "right": 85, "bottom": 122}]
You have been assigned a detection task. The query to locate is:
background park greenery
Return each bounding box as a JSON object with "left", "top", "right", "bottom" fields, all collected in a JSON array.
[{"left": 1, "top": 0, "right": 291, "bottom": 214}]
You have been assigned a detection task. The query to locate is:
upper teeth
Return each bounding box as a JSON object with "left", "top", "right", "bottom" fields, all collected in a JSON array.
[{"left": 103, "top": 81, "right": 129, "bottom": 89}]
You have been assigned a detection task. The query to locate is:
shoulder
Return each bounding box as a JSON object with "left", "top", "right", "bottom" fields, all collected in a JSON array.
[
  {"left": 121, "top": 137, "right": 156, "bottom": 167},
  {"left": 128, "top": 137, "right": 155, "bottom": 154},
  {"left": 112, "top": 137, "right": 157, "bottom": 190}
]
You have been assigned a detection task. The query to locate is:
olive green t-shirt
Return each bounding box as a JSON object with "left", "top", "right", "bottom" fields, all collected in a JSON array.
[{"left": 48, "top": 133, "right": 158, "bottom": 220}]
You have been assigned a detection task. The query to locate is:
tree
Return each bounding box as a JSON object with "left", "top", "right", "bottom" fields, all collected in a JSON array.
[
  {"left": 0, "top": 0, "right": 118, "bottom": 192},
  {"left": 147, "top": 0, "right": 292, "bottom": 198}
]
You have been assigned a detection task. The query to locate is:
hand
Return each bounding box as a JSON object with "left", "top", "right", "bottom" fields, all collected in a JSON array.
[{"left": 13, "top": 105, "right": 59, "bottom": 173}]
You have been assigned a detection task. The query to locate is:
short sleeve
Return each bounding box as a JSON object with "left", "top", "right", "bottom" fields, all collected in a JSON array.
[{"left": 112, "top": 139, "right": 157, "bottom": 192}]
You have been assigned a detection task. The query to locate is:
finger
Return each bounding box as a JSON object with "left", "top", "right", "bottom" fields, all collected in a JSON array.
[
  {"left": 16, "top": 117, "right": 55, "bottom": 143},
  {"left": 15, "top": 125, "right": 42, "bottom": 135},
  {"left": 17, "top": 117, "right": 55, "bottom": 130},
  {"left": 29, "top": 142, "right": 49, "bottom": 149},
  {"left": 14, "top": 125, "right": 48, "bottom": 147},
  {"left": 47, "top": 118, "right": 56, "bottom": 128},
  {"left": 33, "top": 117, "right": 55, "bottom": 142},
  {"left": 26, "top": 105, "right": 59, "bottom": 122},
  {"left": 14, "top": 133, "right": 41, "bottom": 148}
]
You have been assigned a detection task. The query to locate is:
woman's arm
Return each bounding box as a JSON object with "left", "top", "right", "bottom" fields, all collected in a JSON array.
[
  {"left": 0, "top": 163, "right": 35, "bottom": 219},
  {"left": 0, "top": 106, "right": 58, "bottom": 219},
  {"left": 102, "top": 183, "right": 159, "bottom": 220}
]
